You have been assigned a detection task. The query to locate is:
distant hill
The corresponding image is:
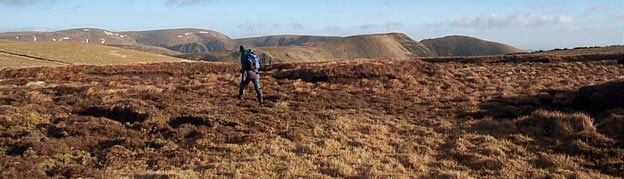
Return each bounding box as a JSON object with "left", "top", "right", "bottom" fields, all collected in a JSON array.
[
  {"left": 236, "top": 35, "right": 340, "bottom": 48},
  {"left": 0, "top": 28, "right": 527, "bottom": 62},
  {"left": 190, "top": 33, "right": 524, "bottom": 63},
  {"left": 175, "top": 33, "right": 426, "bottom": 63},
  {"left": 253, "top": 33, "right": 436, "bottom": 62},
  {"left": 0, "top": 28, "right": 237, "bottom": 53},
  {"left": 0, "top": 28, "right": 137, "bottom": 45},
  {"left": 421, "top": 35, "right": 525, "bottom": 56},
  {"left": 123, "top": 28, "right": 237, "bottom": 53},
  {"left": 529, "top": 45, "right": 624, "bottom": 56},
  {"left": 0, "top": 40, "right": 185, "bottom": 69}
]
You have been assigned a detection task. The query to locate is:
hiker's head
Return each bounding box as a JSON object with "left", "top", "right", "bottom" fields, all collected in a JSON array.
[
  {"left": 239, "top": 45, "right": 246, "bottom": 53},
  {"left": 248, "top": 49, "right": 253, "bottom": 53}
]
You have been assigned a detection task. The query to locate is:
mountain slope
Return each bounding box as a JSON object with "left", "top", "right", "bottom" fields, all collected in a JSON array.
[
  {"left": 123, "top": 28, "right": 237, "bottom": 53},
  {"left": 0, "top": 40, "right": 185, "bottom": 69},
  {"left": 236, "top": 35, "right": 340, "bottom": 48},
  {"left": 183, "top": 33, "right": 526, "bottom": 63},
  {"left": 252, "top": 33, "right": 436, "bottom": 62},
  {"left": 0, "top": 28, "right": 136, "bottom": 45},
  {"left": 0, "top": 28, "right": 238, "bottom": 53},
  {"left": 0, "top": 28, "right": 527, "bottom": 62},
  {"left": 531, "top": 45, "right": 624, "bottom": 56},
  {"left": 421, "top": 35, "right": 525, "bottom": 56},
  {"left": 107, "top": 44, "right": 183, "bottom": 56}
]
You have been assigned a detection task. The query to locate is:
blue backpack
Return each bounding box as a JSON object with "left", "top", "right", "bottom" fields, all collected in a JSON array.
[{"left": 247, "top": 53, "right": 261, "bottom": 70}]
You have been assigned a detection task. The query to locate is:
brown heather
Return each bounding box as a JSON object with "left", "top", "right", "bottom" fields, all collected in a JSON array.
[{"left": 0, "top": 55, "right": 623, "bottom": 178}]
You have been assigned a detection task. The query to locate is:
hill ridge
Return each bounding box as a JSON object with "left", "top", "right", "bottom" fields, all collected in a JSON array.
[
  {"left": 0, "top": 28, "right": 526, "bottom": 61},
  {"left": 421, "top": 35, "right": 525, "bottom": 56}
]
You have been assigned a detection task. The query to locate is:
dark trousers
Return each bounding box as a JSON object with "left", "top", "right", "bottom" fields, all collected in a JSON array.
[{"left": 239, "top": 78, "right": 262, "bottom": 98}]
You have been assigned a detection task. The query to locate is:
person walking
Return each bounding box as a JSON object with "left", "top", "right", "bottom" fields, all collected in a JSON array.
[{"left": 237, "top": 46, "right": 264, "bottom": 104}]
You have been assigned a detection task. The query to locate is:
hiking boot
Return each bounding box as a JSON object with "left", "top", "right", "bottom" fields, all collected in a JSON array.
[
  {"left": 257, "top": 94, "right": 264, "bottom": 104},
  {"left": 236, "top": 94, "right": 243, "bottom": 99}
]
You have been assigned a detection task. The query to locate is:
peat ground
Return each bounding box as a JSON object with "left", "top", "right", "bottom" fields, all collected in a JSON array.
[{"left": 0, "top": 57, "right": 623, "bottom": 178}]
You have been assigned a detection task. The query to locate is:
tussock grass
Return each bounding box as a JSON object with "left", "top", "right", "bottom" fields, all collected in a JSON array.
[{"left": 0, "top": 56, "right": 622, "bottom": 178}]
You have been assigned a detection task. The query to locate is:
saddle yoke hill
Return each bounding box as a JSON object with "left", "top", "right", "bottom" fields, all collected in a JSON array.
[
  {"left": 0, "top": 28, "right": 525, "bottom": 63},
  {"left": 0, "top": 28, "right": 623, "bottom": 178}
]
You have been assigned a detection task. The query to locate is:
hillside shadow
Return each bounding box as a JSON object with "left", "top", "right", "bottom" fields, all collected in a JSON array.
[
  {"left": 458, "top": 80, "right": 624, "bottom": 176},
  {"left": 460, "top": 89, "right": 575, "bottom": 119},
  {"left": 461, "top": 80, "right": 624, "bottom": 120}
]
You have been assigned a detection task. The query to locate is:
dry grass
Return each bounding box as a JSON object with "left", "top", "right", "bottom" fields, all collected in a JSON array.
[
  {"left": 0, "top": 56, "right": 622, "bottom": 178},
  {"left": 0, "top": 40, "right": 186, "bottom": 69},
  {"left": 0, "top": 53, "right": 64, "bottom": 68},
  {"left": 107, "top": 44, "right": 183, "bottom": 56},
  {"left": 531, "top": 45, "right": 624, "bottom": 56}
]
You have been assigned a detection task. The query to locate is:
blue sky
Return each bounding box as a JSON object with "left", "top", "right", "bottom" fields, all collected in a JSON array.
[{"left": 0, "top": 0, "right": 622, "bottom": 50}]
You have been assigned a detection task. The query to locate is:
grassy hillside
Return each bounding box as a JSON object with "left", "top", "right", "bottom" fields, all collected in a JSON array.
[
  {"left": 232, "top": 33, "right": 436, "bottom": 63},
  {"left": 123, "top": 28, "right": 237, "bottom": 53},
  {"left": 0, "top": 56, "right": 622, "bottom": 178},
  {"left": 179, "top": 33, "right": 527, "bottom": 63},
  {"left": 0, "top": 40, "right": 186, "bottom": 69},
  {"left": 236, "top": 35, "right": 339, "bottom": 48},
  {"left": 0, "top": 28, "right": 136, "bottom": 45},
  {"left": 421, "top": 35, "right": 525, "bottom": 56},
  {"left": 0, "top": 53, "right": 64, "bottom": 69},
  {"left": 531, "top": 45, "right": 624, "bottom": 56},
  {"left": 0, "top": 28, "right": 238, "bottom": 54},
  {"left": 175, "top": 51, "right": 240, "bottom": 63},
  {"left": 1, "top": 29, "right": 527, "bottom": 62},
  {"left": 107, "top": 44, "right": 183, "bottom": 56}
]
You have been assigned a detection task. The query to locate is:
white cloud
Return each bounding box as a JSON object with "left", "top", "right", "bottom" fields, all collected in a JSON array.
[
  {"left": 290, "top": 23, "right": 304, "bottom": 30},
  {"left": 587, "top": 5, "right": 610, "bottom": 13},
  {"left": 0, "top": 27, "right": 56, "bottom": 33},
  {"left": 360, "top": 22, "right": 403, "bottom": 31},
  {"left": 450, "top": 13, "right": 574, "bottom": 29},
  {"left": 360, "top": 24, "right": 376, "bottom": 30},
  {"left": 235, "top": 23, "right": 284, "bottom": 36},
  {"left": 324, "top": 25, "right": 342, "bottom": 35},
  {"left": 0, "top": 0, "right": 40, "bottom": 6},
  {"left": 166, "top": 0, "right": 213, "bottom": 6},
  {"left": 385, "top": 22, "right": 404, "bottom": 30}
]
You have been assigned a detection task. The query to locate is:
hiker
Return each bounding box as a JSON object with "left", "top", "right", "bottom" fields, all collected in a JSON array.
[{"left": 237, "top": 46, "right": 264, "bottom": 104}]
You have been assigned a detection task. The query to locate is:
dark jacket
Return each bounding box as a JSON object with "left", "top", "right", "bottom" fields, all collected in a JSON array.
[
  {"left": 240, "top": 47, "right": 259, "bottom": 80},
  {"left": 239, "top": 46, "right": 248, "bottom": 63}
]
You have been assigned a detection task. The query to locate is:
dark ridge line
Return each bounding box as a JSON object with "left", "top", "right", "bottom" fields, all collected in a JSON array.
[{"left": 0, "top": 50, "right": 73, "bottom": 65}]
